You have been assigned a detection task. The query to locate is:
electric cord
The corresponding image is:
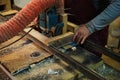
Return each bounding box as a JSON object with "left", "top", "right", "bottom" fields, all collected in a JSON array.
[{"left": 0, "top": 28, "right": 33, "bottom": 50}]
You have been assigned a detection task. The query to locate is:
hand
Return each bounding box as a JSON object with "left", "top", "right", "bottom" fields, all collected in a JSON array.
[{"left": 73, "top": 24, "right": 91, "bottom": 44}]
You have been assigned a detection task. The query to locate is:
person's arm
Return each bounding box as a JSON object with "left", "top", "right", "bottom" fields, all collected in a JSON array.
[
  {"left": 73, "top": 0, "right": 120, "bottom": 44},
  {"left": 87, "top": 0, "right": 120, "bottom": 33}
]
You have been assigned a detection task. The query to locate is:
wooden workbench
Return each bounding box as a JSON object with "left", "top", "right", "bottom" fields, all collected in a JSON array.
[{"left": 0, "top": 28, "right": 79, "bottom": 80}]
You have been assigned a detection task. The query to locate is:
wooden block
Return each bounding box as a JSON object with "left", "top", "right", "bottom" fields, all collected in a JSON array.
[
  {"left": 67, "top": 21, "right": 79, "bottom": 32},
  {"left": 60, "top": 14, "right": 68, "bottom": 34},
  {"left": 5, "top": 0, "right": 11, "bottom": 10},
  {"left": 0, "top": 10, "right": 18, "bottom": 16},
  {"left": 107, "top": 34, "right": 119, "bottom": 48},
  {"left": 27, "top": 22, "right": 36, "bottom": 27},
  {"left": 47, "top": 32, "right": 73, "bottom": 44},
  {"left": 24, "top": 28, "right": 49, "bottom": 46},
  {"left": 0, "top": 43, "right": 52, "bottom": 73},
  {"left": 0, "top": 0, "right": 11, "bottom": 11},
  {"left": 113, "top": 48, "right": 120, "bottom": 53},
  {"left": 107, "top": 17, "right": 120, "bottom": 48},
  {"left": 0, "top": 36, "right": 24, "bottom": 49},
  {"left": 23, "top": 28, "right": 73, "bottom": 46},
  {"left": 102, "top": 54, "right": 120, "bottom": 71}
]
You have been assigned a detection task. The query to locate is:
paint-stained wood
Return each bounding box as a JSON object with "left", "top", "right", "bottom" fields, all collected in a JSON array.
[{"left": 0, "top": 43, "right": 52, "bottom": 73}]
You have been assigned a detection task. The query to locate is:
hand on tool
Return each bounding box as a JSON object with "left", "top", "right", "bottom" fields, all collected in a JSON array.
[{"left": 73, "top": 24, "right": 91, "bottom": 44}]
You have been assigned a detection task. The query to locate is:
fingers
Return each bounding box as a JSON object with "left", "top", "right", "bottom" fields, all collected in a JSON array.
[
  {"left": 73, "top": 28, "right": 85, "bottom": 44},
  {"left": 73, "top": 31, "right": 78, "bottom": 41},
  {"left": 73, "top": 24, "right": 91, "bottom": 44},
  {"left": 77, "top": 34, "right": 83, "bottom": 44},
  {"left": 81, "top": 36, "right": 87, "bottom": 44},
  {"left": 77, "top": 35, "right": 86, "bottom": 44},
  {"left": 73, "top": 31, "right": 83, "bottom": 44}
]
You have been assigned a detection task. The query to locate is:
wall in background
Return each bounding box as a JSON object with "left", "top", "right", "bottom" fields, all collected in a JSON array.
[{"left": 14, "top": 0, "right": 30, "bottom": 8}]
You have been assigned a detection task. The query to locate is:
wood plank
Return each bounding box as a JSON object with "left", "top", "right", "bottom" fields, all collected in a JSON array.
[
  {"left": 107, "top": 17, "right": 120, "bottom": 48},
  {"left": 24, "top": 28, "right": 73, "bottom": 46},
  {"left": 5, "top": 0, "right": 11, "bottom": 10},
  {"left": 0, "top": 0, "right": 11, "bottom": 11},
  {"left": 0, "top": 10, "right": 18, "bottom": 16},
  {"left": 67, "top": 21, "right": 79, "bottom": 32},
  {"left": 0, "top": 35, "right": 29, "bottom": 59},
  {"left": 24, "top": 28, "right": 49, "bottom": 46},
  {"left": 60, "top": 14, "right": 68, "bottom": 34},
  {"left": 21, "top": 28, "right": 79, "bottom": 80},
  {"left": 46, "top": 32, "right": 73, "bottom": 44},
  {"left": 0, "top": 43, "right": 52, "bottom": 73},
  {"left": 0, "top": 36, "right": 25, "bottom": 49},
  {"left": 107, "top": 34, "right": 119, "bottom": 48},
  {"left": 102, "top": 54, "right": 120, "bottom": 71}
]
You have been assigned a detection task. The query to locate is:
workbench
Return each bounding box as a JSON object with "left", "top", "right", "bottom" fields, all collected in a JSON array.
[
  {"left": 0, "top": 27, "right": 119, "bottom": 80},
  {"left": 0, "top": 14, "right": 120, "bottom": 80}
]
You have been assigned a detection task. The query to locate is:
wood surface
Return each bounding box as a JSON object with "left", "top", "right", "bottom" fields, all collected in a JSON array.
[
  {"left": 24, "top": 28, "right": 49, "bottom": 46},
  {"left": 60, "top": 14, "right": 68, "bottom": 34},
  {"left": 0, "top": 10, "right": 18, "bottom": 16},
  {"left": 0, "top": 43, "right": 52, "bottom": 73},
  {"left": 24, "top": 28, "right": 74, "bottom": 46},
  {"left": 67, "top": 21, "right": 79, "bottom": 32},
  {"left": 107, "top": 17, "right": 120, "bottom": 48}
]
